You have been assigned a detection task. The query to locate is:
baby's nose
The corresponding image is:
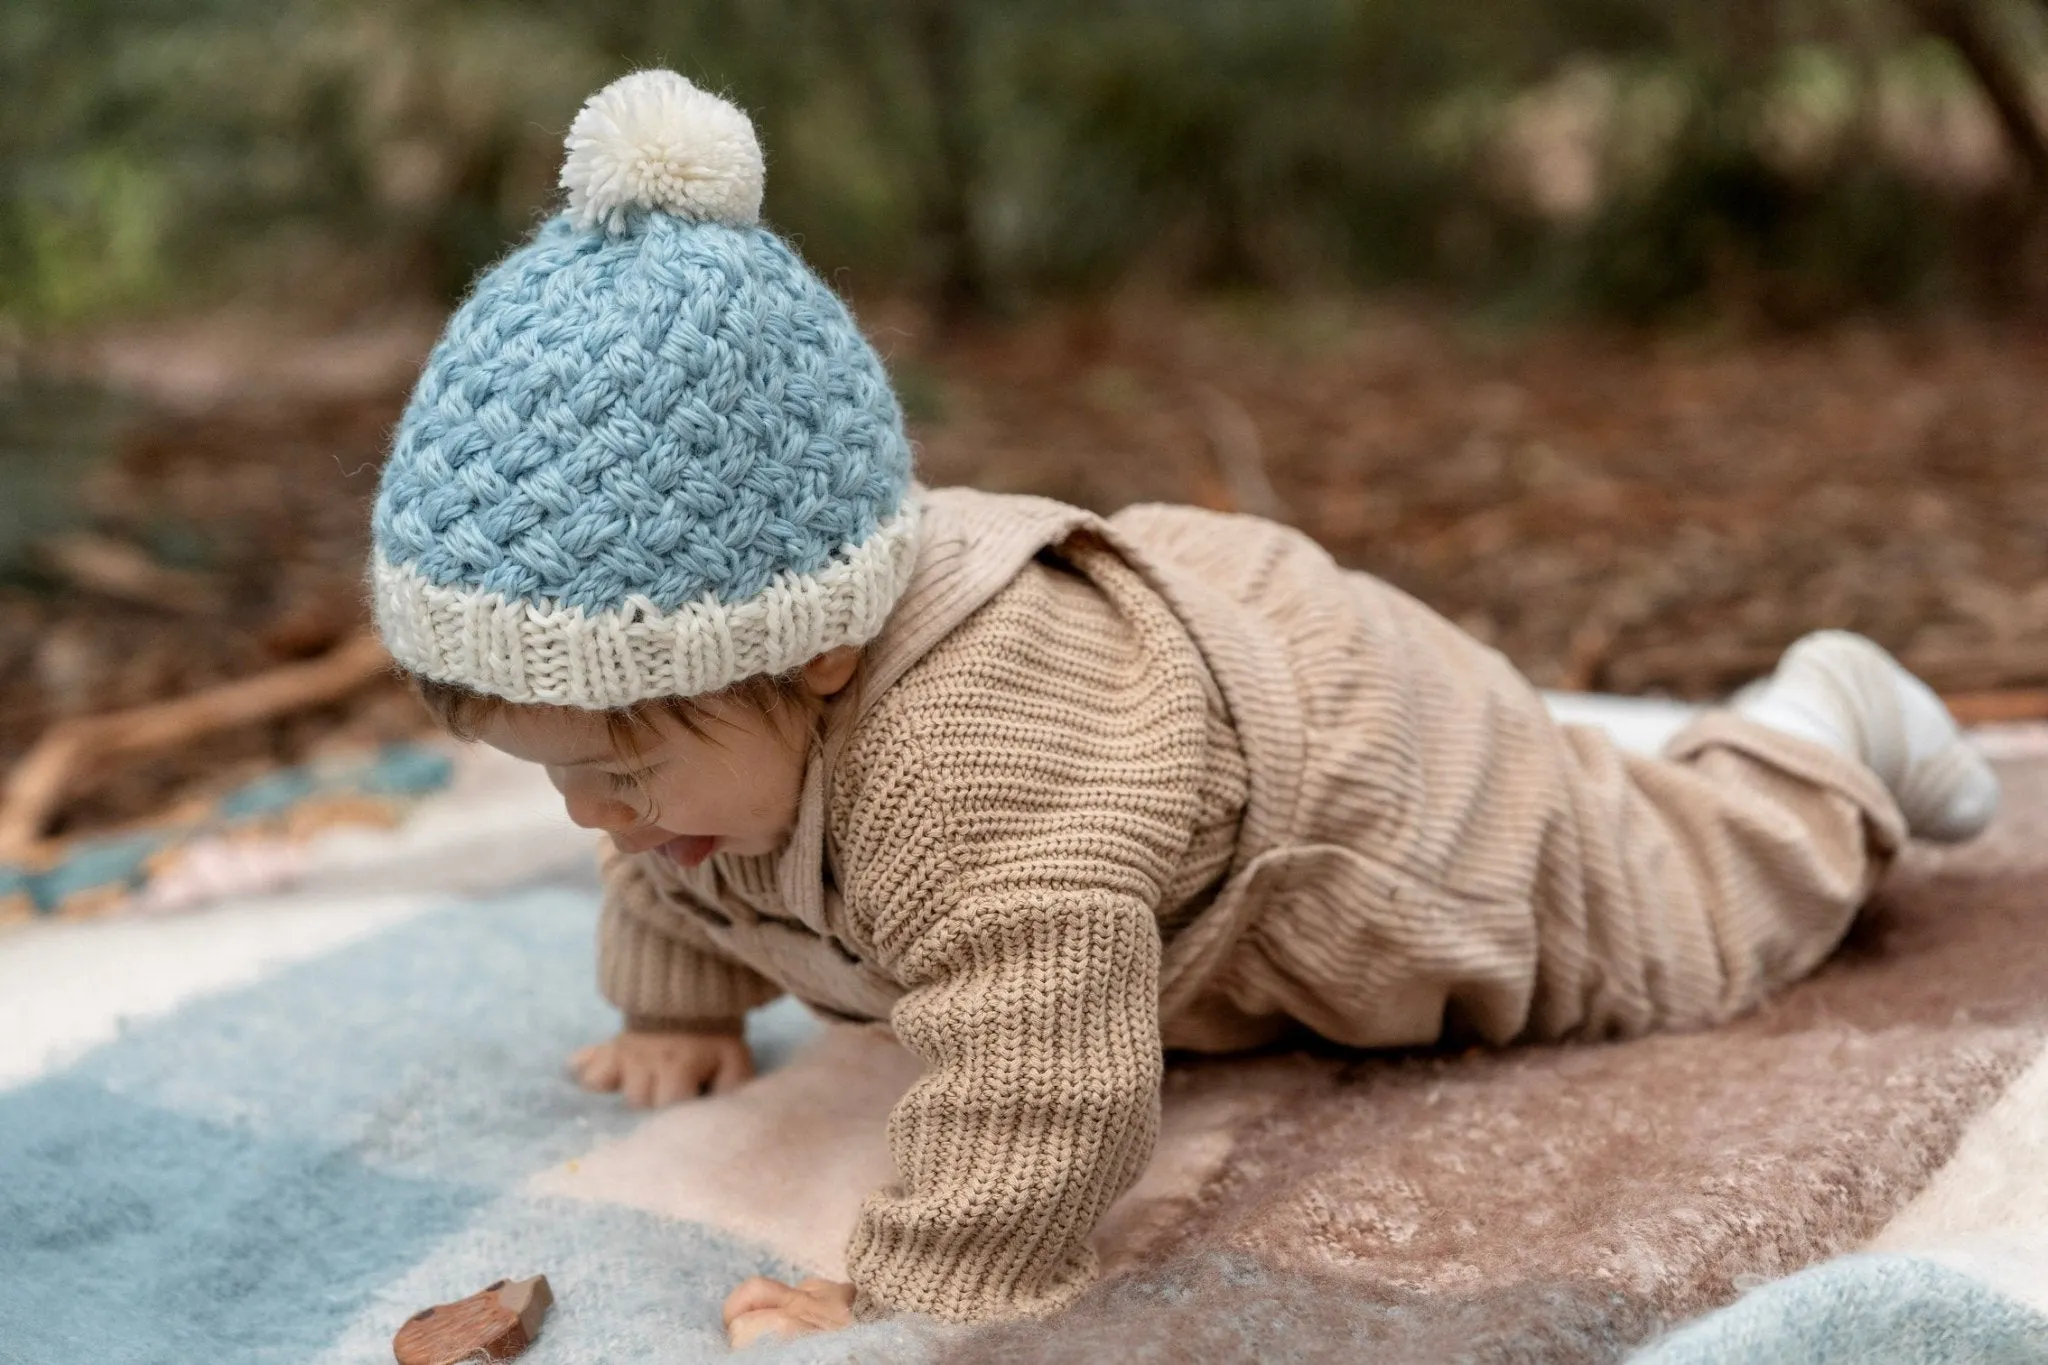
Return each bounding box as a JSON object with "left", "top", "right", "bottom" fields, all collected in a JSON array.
[{"left": 563, "top": 789, "right": 637, "bottom": 833}]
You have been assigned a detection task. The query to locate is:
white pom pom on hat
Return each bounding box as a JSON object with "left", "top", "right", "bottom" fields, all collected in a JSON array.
[{"left": 560, "top": 69, "right": 765, "bottom": 231}]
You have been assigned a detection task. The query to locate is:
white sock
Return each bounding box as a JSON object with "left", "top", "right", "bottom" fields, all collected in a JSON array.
[{"left": 1733, "top": 631, "right": 1999, "bottom": 843}]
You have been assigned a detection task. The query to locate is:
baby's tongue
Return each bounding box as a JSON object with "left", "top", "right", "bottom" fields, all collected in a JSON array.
[{"left": 660, "top": 834, "right": 719, "bottom": 868}]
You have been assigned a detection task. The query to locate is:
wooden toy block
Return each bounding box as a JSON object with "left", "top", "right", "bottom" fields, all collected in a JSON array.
[{"left": 392, "top": 1275, "right": 553, "bottom": 1365}]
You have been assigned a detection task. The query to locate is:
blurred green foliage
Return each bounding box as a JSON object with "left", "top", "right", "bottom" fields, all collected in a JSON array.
[{"left": 1, "top": 0, "right": 2042, "bottom": 327}]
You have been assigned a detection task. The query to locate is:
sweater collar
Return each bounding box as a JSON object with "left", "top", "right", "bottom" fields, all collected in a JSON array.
[{"left": 774, "top": 486, "right": 1101, "bottom": 933}]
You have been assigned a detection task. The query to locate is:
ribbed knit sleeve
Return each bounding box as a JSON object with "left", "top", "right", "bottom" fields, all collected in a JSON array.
[
  {"left": 596, "top": 843, "right": 783, "bottom": 1032},
  {"left": 830, "top": 550, "right": 1212, "bottom": 1322}
]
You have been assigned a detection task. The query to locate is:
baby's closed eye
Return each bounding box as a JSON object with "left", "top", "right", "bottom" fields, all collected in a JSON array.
[{"left": 605, "top": 768, "right": 656, "bottom": 794}]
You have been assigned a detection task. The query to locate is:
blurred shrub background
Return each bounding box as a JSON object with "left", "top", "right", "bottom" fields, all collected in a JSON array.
[
  {"left": 5, "top": 0, "right": 2048, "bottom": 847},
  {"left": 5, "top": 0, "right": 2047, "bottom": 330}
]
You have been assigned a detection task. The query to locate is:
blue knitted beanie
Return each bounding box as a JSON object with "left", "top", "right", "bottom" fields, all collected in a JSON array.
[{"left": 370, "top": 70, "right": 918, "bottom": 709}]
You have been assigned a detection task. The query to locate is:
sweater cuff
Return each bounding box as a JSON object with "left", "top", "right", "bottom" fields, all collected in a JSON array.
[
  {"left": 597, "top": 888, "right": 781, "bottom": 1022},
  {"left": 622, "top": 1012, "right": 747, "bottom": 1036}
]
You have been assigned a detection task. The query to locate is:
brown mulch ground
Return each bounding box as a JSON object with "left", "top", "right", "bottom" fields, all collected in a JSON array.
[{"left": 8, "top": 299, "right": 2048, "bottom": 839}]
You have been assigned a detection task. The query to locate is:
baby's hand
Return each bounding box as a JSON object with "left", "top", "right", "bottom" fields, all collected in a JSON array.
[
  {"left": 723, "top": 1276, "right": 855, "bottom": 1347},
  {"left": 568, "top": 1028, "right": 754, "bottom": 1108}
]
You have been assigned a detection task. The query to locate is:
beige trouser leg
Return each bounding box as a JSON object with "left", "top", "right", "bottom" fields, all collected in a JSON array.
[{"left": 1526, "top": 711, "right": 1908, "bottom": 1041}]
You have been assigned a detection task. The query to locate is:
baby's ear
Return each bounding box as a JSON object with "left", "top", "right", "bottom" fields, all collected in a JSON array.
[{"left": 800, "top": 646, "right": 862, "bottom": 698}]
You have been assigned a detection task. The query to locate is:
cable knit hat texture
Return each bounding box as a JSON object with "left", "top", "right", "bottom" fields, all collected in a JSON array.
[{"left": 371, "top": 70, "right": 918, "bottom": 710}]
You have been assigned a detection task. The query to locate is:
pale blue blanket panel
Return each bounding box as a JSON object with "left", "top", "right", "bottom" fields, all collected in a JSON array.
[
  {"left": 0, "top": 889, "right": 868, "bottom": 1365},
  {"left": 1629, "top": 1255, "right": 2048, "bottom": 1365}
]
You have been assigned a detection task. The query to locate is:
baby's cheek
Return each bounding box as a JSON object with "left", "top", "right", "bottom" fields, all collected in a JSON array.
[
  {"left": 562, "top": 785, "right": 641, "bottom": 832},
  {"left": 641, "top": 774, "right": 693, "bottom": 819}
]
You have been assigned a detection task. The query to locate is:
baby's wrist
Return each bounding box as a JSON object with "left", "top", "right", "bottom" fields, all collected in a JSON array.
[{"left": 623, "top": 1013, "right": 747, "bottom": 1037}]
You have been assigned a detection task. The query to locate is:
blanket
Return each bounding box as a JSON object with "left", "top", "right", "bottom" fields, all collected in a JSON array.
[
  {"left": 0, "top": 744, "right": 453, "bottom": 924},
  {"left": 4, "top": 719, "right": 2045, "bottom": 1363}
]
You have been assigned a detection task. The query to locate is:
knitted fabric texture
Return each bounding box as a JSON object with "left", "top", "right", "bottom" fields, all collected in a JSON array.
[
  {"left": 602, "top": 542, "right": 1244, "bottom": 1322},
  {"left": 591, "top": 488, "right": 1911, "bottom": 1324},
  {"left": 371, "top": 71, "right": 916, "bottom": 708}
]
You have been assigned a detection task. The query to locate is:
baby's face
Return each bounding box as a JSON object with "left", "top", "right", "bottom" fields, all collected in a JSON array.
[{"left": 476, "top": 692, "right": 816, "bottom": 867}]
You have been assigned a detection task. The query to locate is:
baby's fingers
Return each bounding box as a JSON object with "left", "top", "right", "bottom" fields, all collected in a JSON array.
[
  {"left": 709, "top": 1046, "right": 753, "bottom": 1095},
  {"left": 723, "top": 1276, "right": 796, "bottom": 1327},
  {"left": 573, "top": 1045, "right": 623, "bottom": 1093},
  {"left": 721, "top": 1275, "right": 849, "bottom": 1345},
  {"left": 794, "top": 1278, "right": 855, "bottom": 1307},
  {"left": 650, "top": 1063, "right": 692, "bottom": 1109},
  {"left": 622, "top": 1061, "right": 658, "bottom": 1109},
  {"left": 728, "top": 1308, "right": 804, "bottom": 1349}
]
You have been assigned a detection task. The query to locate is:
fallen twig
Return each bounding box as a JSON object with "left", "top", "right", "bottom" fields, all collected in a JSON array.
[
  {"left": 0, "top": 631, "right": 392, "bottom": 861},
  {"left": 35, "top": 531, "right": 227, "bottom": 614}
]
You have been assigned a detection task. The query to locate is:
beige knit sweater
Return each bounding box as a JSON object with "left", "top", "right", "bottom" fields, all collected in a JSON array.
[{"left": 597, "top": 488, "right": 1905, "bottom": 1324}]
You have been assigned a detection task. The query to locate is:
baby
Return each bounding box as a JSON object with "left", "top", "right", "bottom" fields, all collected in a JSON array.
[{"left": 368, "top": 71, "right": 2001, "bottom": 1346}]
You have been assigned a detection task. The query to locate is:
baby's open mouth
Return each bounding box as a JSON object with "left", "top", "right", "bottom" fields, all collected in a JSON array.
[{"left": 658, "top": 834, "right": 720, "bottom": 868}]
